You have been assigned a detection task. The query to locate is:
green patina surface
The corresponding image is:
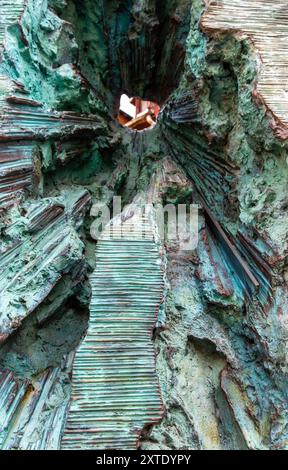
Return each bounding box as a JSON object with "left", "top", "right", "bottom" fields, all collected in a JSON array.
[
  {"left": 62, "top": 204, "right": 164, "bottom": 450},
  {"left": 0, "top": 0, "right": 288, "bottom": 450}
]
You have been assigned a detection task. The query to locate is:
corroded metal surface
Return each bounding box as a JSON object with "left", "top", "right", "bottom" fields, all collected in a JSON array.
[
  {"left": 62, "top": 208, "right": 165, "bottom": 450},
  {"left": 0, "top": 189, "right": 91, "bottom": 342},
  {"left": 0, "top": 356, "right": 73, "bottom": 450},
  {"left": 0, "top": 2, "right": 28, "bottom": 209},
  {"left": 202, "top": 0, "right": 288, "bottom": 134},
  {"left": 0, "top": 75, "right": 101, "bottom": 211},
  {"left": 203, "top": 201, "right": 259, "bottom": 299},
  {"left": 0, "top": 0, "right": 25, "bottom": 50},
  {"left": 0, "top": 2, "right": 104, "bottom": 212}
]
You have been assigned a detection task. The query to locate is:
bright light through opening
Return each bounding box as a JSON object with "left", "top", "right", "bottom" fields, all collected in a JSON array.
[{"left": 117, "top": 94, "right": 160, "bottom": 131}]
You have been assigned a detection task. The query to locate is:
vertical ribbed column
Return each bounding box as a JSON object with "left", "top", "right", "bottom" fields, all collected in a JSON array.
[{"left": 62, "top": 211, "right": 164, "bottom": 450}]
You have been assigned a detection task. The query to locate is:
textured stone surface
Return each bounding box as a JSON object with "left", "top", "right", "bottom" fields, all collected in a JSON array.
[
  {"left": 0, "top": 355, "right": 73, "bottom": 450},
  {"left": 0, "top": 0, "right": 288, "bottom": 451},
  {"left": 62, "top": 202, "right": 164, "bottom": 450},
  {"left": 202, "top": 0, "right": 288, "bottom": 137}
]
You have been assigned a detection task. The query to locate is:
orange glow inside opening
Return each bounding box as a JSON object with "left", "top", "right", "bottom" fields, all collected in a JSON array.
[{"left": 117, "top": 94, "right": 160, "bottom": 131}]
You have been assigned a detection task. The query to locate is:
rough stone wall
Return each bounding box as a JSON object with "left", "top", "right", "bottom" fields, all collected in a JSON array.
[
  {"left": 152, "top": 0, "right": 288, "bottom": 449},
  {"left": 0, "top": 0, "right": 288, "bottom": 450}
]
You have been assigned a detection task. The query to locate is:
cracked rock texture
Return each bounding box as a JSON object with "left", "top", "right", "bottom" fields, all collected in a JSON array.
[{"left": 0, "top": 0, "right": 288, "bottom": 450}]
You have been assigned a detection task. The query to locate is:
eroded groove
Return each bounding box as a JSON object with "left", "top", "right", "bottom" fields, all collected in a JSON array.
[{"left": 0, "top": 355, "right": 73, "bottom": 450}]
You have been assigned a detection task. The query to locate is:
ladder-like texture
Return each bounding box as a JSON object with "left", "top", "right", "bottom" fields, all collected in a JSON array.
[
  {"left": 62, "top": 210, "right": 164, "bottom": 450},
  {"left": 0, "top": 356, "right": 73, "bottom": 450},
  {"left": 0, "top": 0, "right": 25, "bottom": 50},
  {"left": 0, "top": 72, "right": 102, "bottom": 212},
  {"left": 202, "top": 1, "right": 288, "bottom": 131},
  {"left": 0, "top": 3, "right": 105, "bottom": 213}
]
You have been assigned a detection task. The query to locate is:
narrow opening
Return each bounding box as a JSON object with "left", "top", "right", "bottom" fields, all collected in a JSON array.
[{"left": 117, "top": 94, "right": 160, "bottom": 131}]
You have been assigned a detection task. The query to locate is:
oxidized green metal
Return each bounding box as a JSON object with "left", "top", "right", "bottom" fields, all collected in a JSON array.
[
  {"left": 202, "top": 0, "right": 288, "bottom": 136},
  {"left": 0, "top": 355, "right": 73, "bottom": 450},
  {"left": 0, "top": 1, "right": 25, "bottom": 49},
  {"left": 62, "top": 207, "right": 165, "bottom": 450}
]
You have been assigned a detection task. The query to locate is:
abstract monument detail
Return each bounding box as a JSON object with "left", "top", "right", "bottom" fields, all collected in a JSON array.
[
  {"left": 62, "top": 205, "right": 165, "bottom": 450},
  {"left": 0, "top": 0, "right": 288, "bottom": 451}
]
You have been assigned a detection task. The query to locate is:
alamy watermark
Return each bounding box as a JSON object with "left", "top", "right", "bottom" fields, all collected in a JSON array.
[{"left": 90, "top": 197, "right": 199, "bottom": 251}]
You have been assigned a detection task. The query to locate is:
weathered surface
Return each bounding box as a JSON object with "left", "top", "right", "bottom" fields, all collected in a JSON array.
[
  {"left": 0, "top": 1, "right": 25, "bottom": 51},
  {"left": 62, "top": 204, "right": 165, "bottom": 450},
  {"left": 0, "top": 0, "right": 110, "bottom": 212},
  {"left": 151, "top": 0, "right": 288, "bottom": 450},
  {"left": 202, "top": 0, "right": 288, "bottom": 137},
  {"left": 0, "top": 189, "right": 90, "bottom": 342},
  {"left": 1, "top": 0, "right": 288, "bottom": 451},
  {"left": 0, "top": 355, "right": 73, "bottom": 450}
]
